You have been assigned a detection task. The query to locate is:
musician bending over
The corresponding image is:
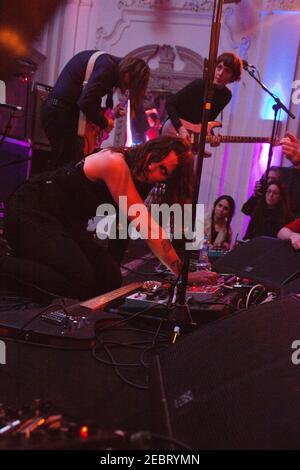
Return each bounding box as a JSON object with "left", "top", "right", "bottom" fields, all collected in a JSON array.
[
  {"left": 3, "top": 136, "right": 217, "bottom": 300},
  {"left": 41, "top": 51, "right": 150, "bottom": 169}
]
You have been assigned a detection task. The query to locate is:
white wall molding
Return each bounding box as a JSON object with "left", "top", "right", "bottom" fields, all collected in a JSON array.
[
  {"left": 118, "top": 0, "right": 214, "bottom": 12},
  {"left": 221, "top": 6, "right": 251, "bottom": 57},
  {"left": 263, "top": 0, "right": 300, "bottom": 11},
  {"left": 95, "top": 1, "right": 246, "bottom": 56},
  {"left": 96, "top": 18, "right": 131, "bottom": 51}
]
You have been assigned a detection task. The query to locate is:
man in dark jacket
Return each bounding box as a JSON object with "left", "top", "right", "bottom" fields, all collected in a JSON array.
[{"left": 41, "top": 51, "right": 150, "bottom": 168}]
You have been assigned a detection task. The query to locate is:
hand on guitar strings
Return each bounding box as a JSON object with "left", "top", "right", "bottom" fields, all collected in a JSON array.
[
  {"left": 209, "top": 134, "right": 222, "bottom": 147},
  {"left": 105, "top": 115, "right": 115, "bottom": 132},
  {"left": 178, "top": 125, "right": 190, "bottom": 143},
  {"left": 113, "top": 103, "right": 126, "bottom": 118}
]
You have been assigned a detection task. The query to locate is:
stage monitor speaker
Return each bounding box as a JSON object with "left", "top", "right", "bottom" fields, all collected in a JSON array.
[
  {"left": 150, "top": 295, "right": 300, "bottom": 449},
  {"left": 281, "top": 276, "right": 300, "bottom": 296},
  {"left": 0, "top": 136, "right": 31, "bottom": 213},
  {"left": 213, "top": 236, "right": 300, "bottom": 289}
]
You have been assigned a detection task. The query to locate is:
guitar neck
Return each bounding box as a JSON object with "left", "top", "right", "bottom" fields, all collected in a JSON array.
[
  {"left": 180, "top": 120, "right": 274, "bottom": 145},
  {"left": 80, "top": 282, "right": 142, "bottom": 311},
  {"left": 206, "top": 135, "right": 271, "bottom": 144}
]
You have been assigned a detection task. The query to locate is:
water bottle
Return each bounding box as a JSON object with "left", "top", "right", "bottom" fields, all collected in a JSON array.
[{"left": 198, "top": 235, "right": 211, "bottom": 270}]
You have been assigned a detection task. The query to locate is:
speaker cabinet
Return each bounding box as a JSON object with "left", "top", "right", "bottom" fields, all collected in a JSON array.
[
  {"left": 150, "top": 295, "right": 300, "bottom": 449},
  {"left": 32, "top": 82, "right": 52, "bottom": 147},
  {"left": 0, "top": 136, "right": 31, "bottom": 212},
  {"left": 213, "top": 236, "right": 300, "bottom": 289}
]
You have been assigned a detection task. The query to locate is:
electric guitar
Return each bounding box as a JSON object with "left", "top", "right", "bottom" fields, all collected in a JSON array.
[
  {"left": 83, "top": 108, "right": 114, "bottom": 156},
  {"left": 162, "top": 118, "right": 280, "bottom": 154},
  {"left": 84, "top": 94, "right": 129, "bottom": 156},
  {"left": 0, "top": 282, "right": 142, "bottom": 349}
]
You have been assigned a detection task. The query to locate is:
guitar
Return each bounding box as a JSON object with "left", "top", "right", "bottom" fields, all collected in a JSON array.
[
  {"left": 84, "top": 94, "right": 129, "bottom": 156},
  {"left": 162, "top": 118, "right": 280, "bottom": 153},
  {"left": 80, "top": 281, "right": 142, "bottom": 311},
  {"left": 83, "top": 108, "right": 114, "bottom": 156},
  {"left": 0, "top": 282, "right": 142, "bottom": 349}
]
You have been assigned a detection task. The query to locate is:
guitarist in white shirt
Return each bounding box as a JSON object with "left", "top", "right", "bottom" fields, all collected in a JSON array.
[{"left": 162, "top": 52, "right": 242, "bottom": 148}]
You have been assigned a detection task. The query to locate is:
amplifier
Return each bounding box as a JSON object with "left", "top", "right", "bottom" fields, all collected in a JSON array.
[
  {"left": 0, "top": 135, "right": 31, "bottom": 214},
  {"left": 32, "top": 82, "right": 52, "bottom": 147}
]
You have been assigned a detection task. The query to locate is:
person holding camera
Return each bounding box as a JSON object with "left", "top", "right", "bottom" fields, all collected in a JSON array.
[{"left": 243, "top": 180, "right": 294, "bottom": 240}]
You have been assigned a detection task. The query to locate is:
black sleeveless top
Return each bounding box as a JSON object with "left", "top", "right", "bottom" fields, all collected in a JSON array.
[{"left": 7, "top": 160, "right": 152, "bottom": 232}]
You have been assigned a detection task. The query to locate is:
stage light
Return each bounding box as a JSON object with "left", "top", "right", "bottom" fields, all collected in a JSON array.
[
  {"left": 0, "top": 0, "right": 64, "bottom": 80},
  {"left": 79, "top": 425, "right": 89, "bottom": 439},
  {"left": 0, "top": 28, "right": 28, "bottom": 57}
]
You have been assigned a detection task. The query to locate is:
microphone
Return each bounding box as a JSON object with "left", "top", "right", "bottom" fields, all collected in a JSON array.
[
  {"left": 0, "top": 103, "right": 24, "bottom": 111},
  {"left": 242, "top": 60, "right": 256, "bottom": 71}
]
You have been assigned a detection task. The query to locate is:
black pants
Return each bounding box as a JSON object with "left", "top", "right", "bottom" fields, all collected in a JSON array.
[
  {"left": 4, "top": 206, "right": 122, "bottom": 301},
  {"left": 41, "top": 100, "right": 84, "bottom": 169}
]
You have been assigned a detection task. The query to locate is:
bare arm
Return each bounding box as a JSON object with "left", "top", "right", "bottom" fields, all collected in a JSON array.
[
  {"left": 280, "top": 132, "right": 300, "bottom": 166},
  {"left": 277, "top": 227, "right": 300, "bottom": 250},
  {"left": 84, "top": 151, "right": 182, "bottom": 274},
  {"left": 84, "top": 150, "right": 217, "bottom": 283}
]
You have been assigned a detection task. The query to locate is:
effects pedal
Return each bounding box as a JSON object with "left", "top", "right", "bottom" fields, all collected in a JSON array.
[
  {"left": 186, "top": 284, "right": 221, "bottom": 303},
  {"left": 124, "top": 281, "right": 171, "bottom": 310}
]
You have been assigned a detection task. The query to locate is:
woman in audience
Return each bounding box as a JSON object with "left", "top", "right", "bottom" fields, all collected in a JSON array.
[
  {"left": 243, "top": 181, "right": 294, "bottom": 240},
  {"left": 204, "top": 195, "right": 235, "bottom": 250},
  {"left": 242, "top": 166, "right": 281, "bottom": 217}
]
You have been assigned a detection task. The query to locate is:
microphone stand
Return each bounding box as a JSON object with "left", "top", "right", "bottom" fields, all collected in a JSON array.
[
  {"left": 170, "top": 0, "right": 224, "bottom": 340},
  {"left": 244, "top": 65, "right": 295, "bottom": 184}
]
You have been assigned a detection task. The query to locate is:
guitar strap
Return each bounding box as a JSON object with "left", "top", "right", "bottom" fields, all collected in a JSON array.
[{"left": 77, "top": 51, "right": 107, "bottom": 137}]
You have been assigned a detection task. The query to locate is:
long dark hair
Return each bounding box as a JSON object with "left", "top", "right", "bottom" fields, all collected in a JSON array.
[
  {"left": 252, "top": 181, "right": 294, "bottom": 233},
  {"left": 118, "top": 56, "right": 150, "bottom": 116},
  {"left": 211, "top": 195, "right": 235, "bottom": 242},
  {"left": 109, "top": 136, "right": 194, "bottom": 205}
]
